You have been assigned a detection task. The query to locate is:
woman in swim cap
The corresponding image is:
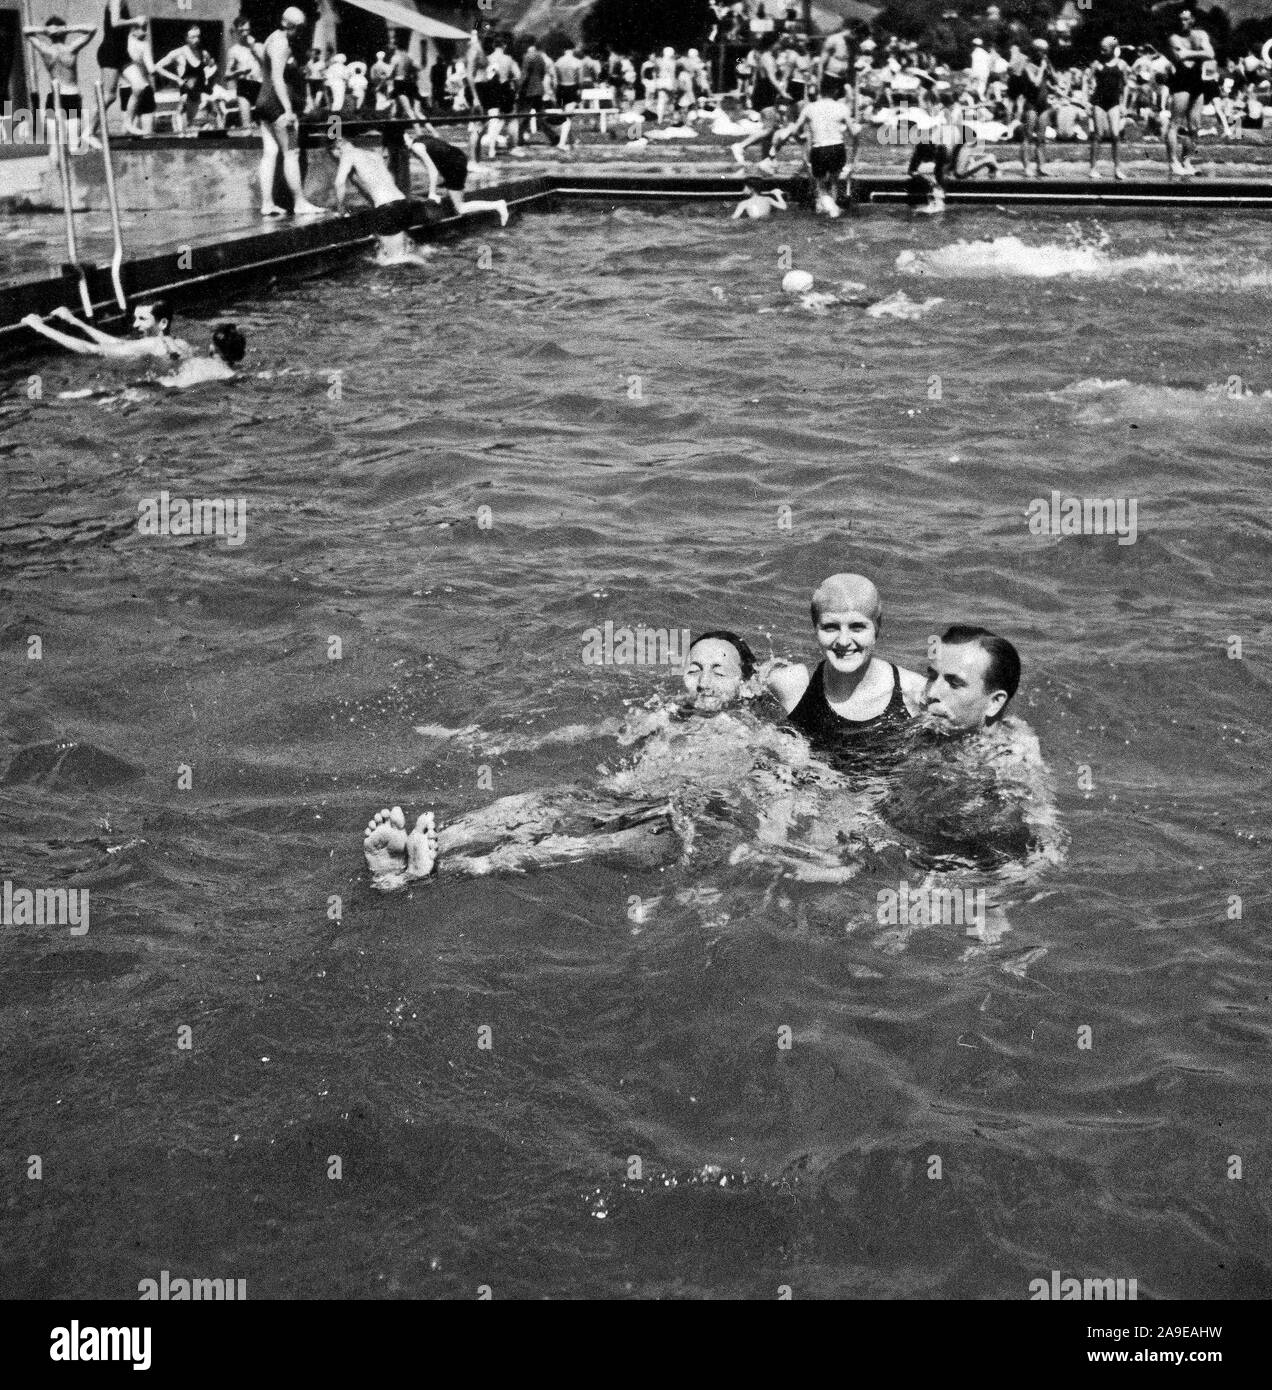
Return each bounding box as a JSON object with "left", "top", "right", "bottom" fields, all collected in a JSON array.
[{"left": 766, "top": 574, "right": 925, "bottom": 751}]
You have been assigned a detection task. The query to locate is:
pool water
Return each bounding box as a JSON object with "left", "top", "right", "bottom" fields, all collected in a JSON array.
[{"left": 1, "top": 205, "right": 1269, "bottom": 1299}]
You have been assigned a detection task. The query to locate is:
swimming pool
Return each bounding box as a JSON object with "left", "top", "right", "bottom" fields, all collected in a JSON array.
[{"left": 1, "top": 205, "right": 1269, "bottom": 1298}]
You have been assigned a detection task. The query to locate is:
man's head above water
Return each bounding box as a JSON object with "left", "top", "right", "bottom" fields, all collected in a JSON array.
[
  {"left": 923, "top": 624, "right": 1021, "bottom": 732},
  {"left": 682, "top": 630, "right": 757, "bottom": 711},
  {"left": 132, "top": 300, "right": 172, "bottom": 337}
]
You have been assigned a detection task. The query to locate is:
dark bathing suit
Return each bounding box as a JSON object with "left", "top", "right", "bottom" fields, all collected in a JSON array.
[
  {"left": 96, "top": 0, "right": 131, "bottom": 71},
  {"left": 256, "top": 34, "right": 304, "bottom": 125},
  {"left": 787, "top": 659, "right": 911, "bottom": 747}
]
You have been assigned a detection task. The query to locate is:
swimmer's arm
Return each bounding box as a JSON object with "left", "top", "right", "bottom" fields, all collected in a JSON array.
[
  {"left": 20, "top": 312, "right": 102, "bottom": 353},
  {"left": 897, "top": 665, "right": 927, "bottom": 715},
  {"left": 66, "top": 31, "right": 96, "bottom": 56},
  {"left": 763, "top": 659, "right": 811, "bottom": 714}
]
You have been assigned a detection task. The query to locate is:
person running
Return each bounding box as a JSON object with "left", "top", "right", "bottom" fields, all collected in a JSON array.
[
  {"left": 85, "top": 0, "right": 132, "bottom": 145},
  {"left": 791, "top": 83, "right": 857, "bottom": 216},
  {"left": 152, "top": 24, "right": 216, "bottom": 133},
  {"left": 730, "top": 98, "right": 796, "bottom": 172},
  {"left": 405, "top": 125, "right": 510, "bottom": 225},
  {"left": 225, "top": 18, "right": 263, "bottom": 134},
  {"left": 256, "top": 8, "right": 324, "bottom": 218},
  {"left": 1019, "top": 38, "right": 1056, "bottom": 177},
  {"left": 765, "top": 574, "right": 925, "bottom": 768},
  {"left": 24, "top": 18, "right": 95, "bottom": 148},
  {"left": 21, "top": 299, "right": 190, "bottom": 361},
  {"left": 1165, "top": 8, "right": 1214, "bottom": 176},
  {"left": 1085, "top": 36, "right": 1131, "bottom": 180}
]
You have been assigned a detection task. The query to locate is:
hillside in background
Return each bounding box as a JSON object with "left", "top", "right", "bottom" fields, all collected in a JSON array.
[{"left": 486, "top": 1, "right": 886, "bottom": 40}]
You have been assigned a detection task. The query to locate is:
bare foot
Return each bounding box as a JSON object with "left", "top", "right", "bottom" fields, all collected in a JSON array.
[
  {"left": 496, "top": 200, "right": 509, "bottom": 227},
  {"left": 292, "top": 200, "right": 327, "bottom": 217},
  {"left": 364, "top": 805, "right": 408, "bottom": 884},
  {"left": 404, "top": 812, "right": 438, "bottom": 879},
  {"left": 261, "top": 204, "right": 286, "bottom": 218}
]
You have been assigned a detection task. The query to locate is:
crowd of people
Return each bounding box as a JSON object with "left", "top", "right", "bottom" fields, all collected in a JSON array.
[{"left": 17, "top": 5, "right": 1272, "bottom": 209}]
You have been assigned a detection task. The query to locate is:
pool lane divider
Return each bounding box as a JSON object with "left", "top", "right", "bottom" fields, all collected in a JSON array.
[{"left": 5, "top": 167, "right": 1272, "bottom": 356}]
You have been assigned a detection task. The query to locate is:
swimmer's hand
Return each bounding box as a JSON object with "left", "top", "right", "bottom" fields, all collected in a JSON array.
[
  {"left": 757, "top": 656, "right": 795, "bottom": 685},
  {"left": 21, "top": 313, "right": 42, "bottom": 329}
]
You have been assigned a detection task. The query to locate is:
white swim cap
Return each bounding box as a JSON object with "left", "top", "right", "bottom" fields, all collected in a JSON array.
[
  {"left": 282, "top": 7, "right": 307, "bottom": 27},
  {"left": 782, "top": 269, "right": 814, "bottom": 294}
]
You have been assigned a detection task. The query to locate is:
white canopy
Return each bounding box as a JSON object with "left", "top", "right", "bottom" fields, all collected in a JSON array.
[{"left": 338, "top": 0, "right": 471, "bottom": 42}]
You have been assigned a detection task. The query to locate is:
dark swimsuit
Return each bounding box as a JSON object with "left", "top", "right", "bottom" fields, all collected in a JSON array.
[
  {"left": 96, "top": 1, "right": 131, "bottom": 72},
  {"left": 787, "top": 660, "right": 911, "bottom": 755},
  {"left": 255, "top": 34, "right": 304, "bottom": 125}
]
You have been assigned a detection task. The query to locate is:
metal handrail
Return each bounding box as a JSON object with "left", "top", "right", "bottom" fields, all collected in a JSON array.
[
  {"left": 46, "top": 74, "right": 93, "bottom": 316},
  {"left": 96, "top": 81, "right": 127, "bottom": 310}
]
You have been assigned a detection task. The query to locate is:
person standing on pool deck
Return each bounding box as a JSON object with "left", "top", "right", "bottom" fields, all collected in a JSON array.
[
  {"left": 765, "top": 574, "right": 926, "bottom": 756},
  {"left": 84, "top": 0, "right": 132, "bottom": 146},
  {"left": 790, "top": 84, "right": 857, "bottom": 216},
  {"left": 818, "top": 23, "right": 852, "bottom": 99},
  {"left": 225, "top": 18, "right": 263, "bottom": 133},
  {"left": 405, "top": 125, "right": 510, "bottom": 225},
  {"left": 256, "top": 8, "right": 324, "bottom": 218},
  {"left": 24, "top": 18, "right": 95, "bottom": 148},
  {"left": 1085, "top": 36, "right": 1131, "bottom": 180},
  {"left": 1019, "top": 38, "right": 1056, "bottom": 177},
  {"left": 1165, "top": 9, "right": 1214, "bottom": 176}
]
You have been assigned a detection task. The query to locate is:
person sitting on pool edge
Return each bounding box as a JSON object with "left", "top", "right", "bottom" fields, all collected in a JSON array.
[
  {"left": 765, "top": 573, "right": 926, "bottom": 756},
  {"left": 21, "top": 299, "right": 191, "bottom": 362},
  {"left": 362, "top": 629, "right": 826, "bottom": 889}
]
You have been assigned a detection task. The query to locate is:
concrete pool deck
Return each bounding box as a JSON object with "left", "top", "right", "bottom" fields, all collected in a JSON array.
[{"left": 3, "top": 134, "right": 1272, "bottom": 358}]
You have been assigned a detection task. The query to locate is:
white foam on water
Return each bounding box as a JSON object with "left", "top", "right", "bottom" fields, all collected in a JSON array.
[
  {"left": 865, "top": 290, "right": 945, "bottom": 320},
  {"left": 1051, "top": 376, "right": 1272, "bottom": 424},
  {"left": 896, "top": 233, "right": 1272, "bottom": 291}
]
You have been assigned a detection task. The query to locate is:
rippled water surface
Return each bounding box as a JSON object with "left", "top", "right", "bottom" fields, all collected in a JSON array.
[{"left": 1, "top": 206, "right": 1270, "bottom": 1299}]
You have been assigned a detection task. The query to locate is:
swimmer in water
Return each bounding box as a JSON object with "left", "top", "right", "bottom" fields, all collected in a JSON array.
[
  {"left": 156, "top": 323, "right": 246, "bottom": 388},
  {"left": 731, "top": 185, "right": 787, "bottom": 219},
  {"left": 882, "top": 624, "right": 1064, "bottom": 885},
  {"left": 21, "top": 299, "right": 191, "bottom": 362},
  {"left": 363, "top": 631, "right": 861, "bottom": 889},
  {"left": 764, "top": 573, "right": 926, "bottom": 763}
]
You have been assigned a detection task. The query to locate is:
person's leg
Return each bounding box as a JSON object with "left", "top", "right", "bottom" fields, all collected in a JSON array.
[
  {"left": 277, "top": 120, "right": 325, "bottom": 215},
  {"left": 86, "top": 67, "right": 120, "bottom": 142},
  {"left": 447, "top": 189, "right": 509, "bottom": 226},
  {"left": 259, "top": 120, "right": 284, "bottom": 213}
]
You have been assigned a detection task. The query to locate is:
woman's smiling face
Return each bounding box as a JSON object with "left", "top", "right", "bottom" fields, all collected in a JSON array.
[{"left": 814, "top": 607, "right": 878, "bottom": 675}]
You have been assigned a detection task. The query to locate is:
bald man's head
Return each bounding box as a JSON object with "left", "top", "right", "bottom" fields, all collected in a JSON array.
[{"left": 810, "top": 573, "right": 882, "bottom": 628}]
